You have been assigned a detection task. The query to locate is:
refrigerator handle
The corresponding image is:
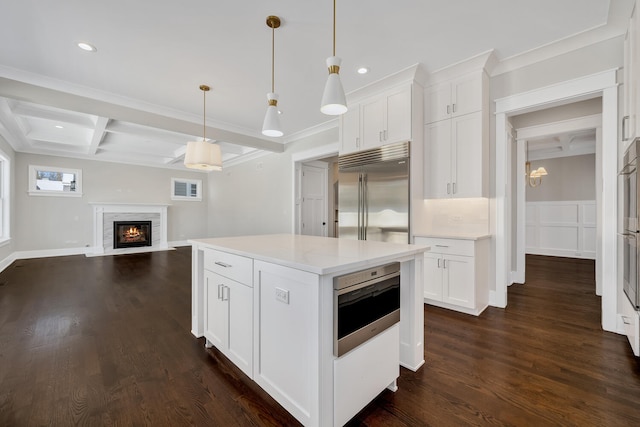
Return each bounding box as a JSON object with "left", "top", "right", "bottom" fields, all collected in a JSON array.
[
  {"left": 357, "top": 174, "right": 363, "bottom": 240},
  {"left": 363, "top": 173, "right": 368, "bottom": 240}
]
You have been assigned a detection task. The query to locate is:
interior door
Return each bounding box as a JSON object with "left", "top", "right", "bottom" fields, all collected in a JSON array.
[{"left": 301, "top": 163, "right": 328, "bottom": 237}]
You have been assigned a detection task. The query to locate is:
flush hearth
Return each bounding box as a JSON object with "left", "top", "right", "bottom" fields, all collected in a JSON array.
[{"left": 113, "top": 221, "right": 152, "bottom": 249}]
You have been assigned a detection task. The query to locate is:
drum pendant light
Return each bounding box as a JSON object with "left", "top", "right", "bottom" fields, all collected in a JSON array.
[
  {"left": 184, "top": 85, "right": 223, "bottom": 171},
  {"left": 262, "top": 15, "right": 283, "bottom": 137},
  {"left": 320, "top": 0, "right": 347, "bottom": 115}
]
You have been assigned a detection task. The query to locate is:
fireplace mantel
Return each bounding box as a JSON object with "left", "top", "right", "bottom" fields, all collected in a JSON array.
[{"left": 89, "top": 203, "right": 170, "bottom": 256}]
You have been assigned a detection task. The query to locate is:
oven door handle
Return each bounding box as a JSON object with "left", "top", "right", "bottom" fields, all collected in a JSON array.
[{"left": 335, "top": 273, "right": 400, "bottom": 295}]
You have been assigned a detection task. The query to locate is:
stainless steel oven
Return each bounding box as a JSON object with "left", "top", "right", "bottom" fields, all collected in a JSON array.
[
  {"left": 333, "top": 262, "right": 400, "bottom": 357},
  {"left": 621, "top": 138, "right": 640, "bottom": 308}
]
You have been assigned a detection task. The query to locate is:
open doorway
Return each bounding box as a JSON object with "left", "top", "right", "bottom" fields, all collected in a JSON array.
[
  {"left": 510, "top": 98, "right": 602, "bottom": 297},
  {"left": 494, "top": 69, "right": 618, "bottom": 332}
]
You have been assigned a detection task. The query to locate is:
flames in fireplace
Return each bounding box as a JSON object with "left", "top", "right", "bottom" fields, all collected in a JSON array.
[{"left": 114, "top": 221, "right": 152, "bottom": 249}]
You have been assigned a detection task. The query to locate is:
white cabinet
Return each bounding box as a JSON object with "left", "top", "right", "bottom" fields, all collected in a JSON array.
[
  {"left": 425, "top": 111, "right": 485, "bottom": 198},
  {"left": 203, "top": 249, "right": 253, "bottom": 377},
  {"left": 423, "top": 71, "right": 488, "bottom": 199},
  {"left": 622, "top": 294, "right": 640, "bottom": 357},
  {"left": 415, "top": 236, "right": 489, "bottom": 315},
  {"left": 425, "top": 73, "right": 483, "bottom": 124},
  {"left": 339, "top": 85, "right": 414, "bottom": 154},
  {"left": 340, "top": 105, "right": 361, "bottom": 154},
  {"left": 361, "top": 86, "right": 412, "bottom": 149}
]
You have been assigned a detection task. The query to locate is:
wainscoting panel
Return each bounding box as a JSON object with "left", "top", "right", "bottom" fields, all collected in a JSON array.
[{"left": 525, "top": 200, "right": 596, "bottom": 259}]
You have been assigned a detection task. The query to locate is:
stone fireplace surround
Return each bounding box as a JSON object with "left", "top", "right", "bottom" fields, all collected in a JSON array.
[{"left": 90, "top": 203, "right": 170, "bottom": 256}]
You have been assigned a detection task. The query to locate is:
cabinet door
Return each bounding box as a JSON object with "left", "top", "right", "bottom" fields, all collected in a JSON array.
[
  {"left": 425, "top": 82, "right": 451, "bottom": 124},
  {"left": 385, "top": 87, "right": 412, "bottom": 144},
  {"left": 227, "top": 279, "right": 253, "bottom": 377},
  {"left": 631, "top": 7, "right": 640, "bottom": 142},
  {"left": 423, "top": 252, "right": 443, "bottom": 301},
  {"left": 442, "top": 254, "right": 475, "bottom": 309},
  {"left": 340, "top": 105, "right": 361, "bottom": 154},
  {"left": 451, "top": 74, "right": 482, "bottom": 117},
  {"left": 361, "top": 97, "right": 385, "bottom": 149},
  {"left": 204, "top": 270, "right": 228, "bottom": 350},
  {"left": 424, "top": 120, "right": 452, "bottom": 199},
  {"left": 452, "top": 112, "right": 484, "bottom": 198}
]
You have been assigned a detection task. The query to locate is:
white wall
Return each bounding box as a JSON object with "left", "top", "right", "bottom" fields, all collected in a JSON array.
[
  {"left": 207, "top": 129, "right": 338, "bottom": 237},
  {"left": 14, "top": 153, "right": 208, "bottom": 251},
  {"left": 526, "top": 154, "right": 596, "bottom": 202}
]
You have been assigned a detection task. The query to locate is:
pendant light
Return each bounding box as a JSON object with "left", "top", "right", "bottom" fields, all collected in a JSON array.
[
  {"left": 184, "top": 85, "right": 223, "bottom": 171},
  {"left": 262, "top": 15, "right": 283, "bottom": 137},
  {"left": 320, "top": 0, "right": 347, "bottom": 115}
]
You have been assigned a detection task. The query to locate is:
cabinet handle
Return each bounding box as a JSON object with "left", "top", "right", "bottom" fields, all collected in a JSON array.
[
  {"left": 222, "top": 285, "right": 229, "bottom": 301},
  {"left": 215, "top": 261, "right": 232, "bottom": 268},
  {"left": 447, "top": 183, "right": 451, "bottom": 194},
  {"left": 356, "top": 137, "right": 360, "bottom": 147},
  {"left": 452, "top": 103, "right": 457, "bottom": 113},
  {"left": 435, "top": 244, "right": 449, "bottom": 248},
  {"left": 437, "top": 258, "right": 441, "bottom": 268},
  {"left": 446, "top": 105, "right": 450, "bottom": 115},
  {"left": 623, "top": 115, "right": 630, "bottom": 141},
  {"left": 379, "top": 131, "right": 383, "bottom": 142},
  {"left": 217, "top": 283, "right": 223, "bottom": 300},
  {"left": 453, "top": 182, "right": 457, "bottom": 194},
  {"left": 622, "top": 315, "right": 632, "bottom": 325},
  {"left": 443, "top": 259, "right": 447, "bottom": 268}
]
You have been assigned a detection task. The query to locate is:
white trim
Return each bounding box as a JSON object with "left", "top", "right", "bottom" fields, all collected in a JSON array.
[
  {"left": 0, "top": 251, "right": 16, "bottom": 273},
  {"left": 493, "top": 69, "right": 618, "bottom": 333},
  {"left": 14, "top": 246, "right": 93, "bottom": 259},
  {"left": 0, "top": 147, "right": 10, "bottom": 241}
]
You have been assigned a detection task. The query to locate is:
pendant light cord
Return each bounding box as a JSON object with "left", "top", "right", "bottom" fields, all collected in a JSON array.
[
  {"left": 332, "top": 0, "right": 336, "bottom": 56},
  {"left": 271, "top": 23, "right": 275, "bottom": 93},
  {"left": 203, "top": 89, "right": 206, "bottom": 141}
]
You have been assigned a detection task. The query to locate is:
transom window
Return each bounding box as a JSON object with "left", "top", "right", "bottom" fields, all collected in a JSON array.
[{"left": 28, "top": 165, "right": 82, "bottom": 197}]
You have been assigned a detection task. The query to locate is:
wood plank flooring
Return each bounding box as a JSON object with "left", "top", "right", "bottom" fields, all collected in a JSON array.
[{"left": 0, "top": 250, "right": 639, "bottom": 426}]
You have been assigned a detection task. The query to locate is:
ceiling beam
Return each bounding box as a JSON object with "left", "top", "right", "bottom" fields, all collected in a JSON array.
[{"left": 88, "top": 117, "right": 109, "bottom": 155}]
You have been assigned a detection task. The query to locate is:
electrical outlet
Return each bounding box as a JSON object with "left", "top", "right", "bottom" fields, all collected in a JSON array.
[{"left": 275, "top": 287, "right": 289, "bottom": 304}]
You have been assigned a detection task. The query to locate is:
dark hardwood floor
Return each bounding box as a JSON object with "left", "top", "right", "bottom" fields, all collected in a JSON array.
[{"left": 1, "top": 250, "right": 639, "bottom": 426}]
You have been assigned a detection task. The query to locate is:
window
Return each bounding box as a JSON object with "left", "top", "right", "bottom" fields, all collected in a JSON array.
[
  {"left": 171, "top": 178, "right": 202, "bottom": 201},
  {"left": 0, "top": 149, "right": 10, "bottom": 245},
  {"left": 28, "top": 165, "right": 82, "bottom": 197}
]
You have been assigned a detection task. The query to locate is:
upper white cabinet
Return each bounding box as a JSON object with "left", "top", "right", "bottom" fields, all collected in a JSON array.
[
  {"left": 340, "top": 83, "right": 419, "bottom": 155},
  {"left": 340, "top": 105, "right": 362, "bottom": 154},
  {"left": 425, "top": 73, "right": 483, "bottom": 124},
  {"left": 361, "top": 86, "right": 412, "bottom": 149},
  {"left": 623, "top": 3, "right": 640, "bottom": 146},
  {"left": 423, "top": 70, "right": 489, "bottom": 199}
]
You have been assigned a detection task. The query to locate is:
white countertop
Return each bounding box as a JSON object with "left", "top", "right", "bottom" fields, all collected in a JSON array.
[
  {"left": 189, "top": 234, "right": 428, "bottom": 275},
  {"left": 414, "top": 233, "right": 491, "bottom": 241}
]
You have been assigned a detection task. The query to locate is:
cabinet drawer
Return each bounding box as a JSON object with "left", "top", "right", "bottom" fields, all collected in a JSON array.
[
  {"left": 204, "top": 248, "right": 253, "bottom": 285},
  {"left": 415, "top": 237, "right": 474, "bottom": 256},
  {"left": 622, "top": 296, "right": 639, "bottom": 357}
]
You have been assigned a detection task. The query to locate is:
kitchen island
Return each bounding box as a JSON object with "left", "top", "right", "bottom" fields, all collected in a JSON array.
[{"left": 190, "top": 234, "right": 427, "bottom": 427}]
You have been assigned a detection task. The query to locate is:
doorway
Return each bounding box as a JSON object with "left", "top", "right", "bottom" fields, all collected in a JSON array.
[{"left": 494, "top": 69, "right": 618, "bottom": 332}]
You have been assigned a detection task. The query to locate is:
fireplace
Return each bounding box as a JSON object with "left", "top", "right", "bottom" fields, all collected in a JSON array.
[{"left": 113, "top": 221, "right": 152, "bottom": 249}]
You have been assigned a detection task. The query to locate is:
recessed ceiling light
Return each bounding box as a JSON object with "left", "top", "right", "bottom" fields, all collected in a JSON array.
[
  {"left": 77, "top": 42, "right": 97, "bottom": 52},
  {"left": 357, "top": 67, "right": 369, "bottom": 75},
  {"left": 55, "top": 125, "right": 64, "bottom": 129}
]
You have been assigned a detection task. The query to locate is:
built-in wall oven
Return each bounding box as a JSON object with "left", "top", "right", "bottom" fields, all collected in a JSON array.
[
  {"left": 621, "top": 138, "right": 640, "bottom": 309},
  {"left": 334, "top": 262, "right": 400, "bottom": 357}
]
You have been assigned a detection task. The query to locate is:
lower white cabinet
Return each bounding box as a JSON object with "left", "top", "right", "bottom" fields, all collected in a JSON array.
[
  {"left": 622, "top": 295, "right": 640, "bottom": 357},
  {"left": 204, "top": 270, "right": 253, "bottom": 377},
  {"left": 416, "top": 236, "right": 489, "bottom": 315}
]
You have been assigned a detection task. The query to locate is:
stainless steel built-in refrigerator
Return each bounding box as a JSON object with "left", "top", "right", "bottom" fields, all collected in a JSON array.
[{"left": 338, "top": 141, "right": 409, "bottom": 244}]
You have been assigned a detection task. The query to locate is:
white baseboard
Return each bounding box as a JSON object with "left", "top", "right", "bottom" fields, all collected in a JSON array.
[
  {"left": 169, "top": 240, "right": 192, "bottom": 247},
  {"left": 13, "top": 246, "right": 92, "bottom": 260}
]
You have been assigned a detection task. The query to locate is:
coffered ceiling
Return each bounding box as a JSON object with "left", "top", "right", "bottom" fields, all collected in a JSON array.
[{"left": 0, "top": 1, "right": 634, "bottom": 170}]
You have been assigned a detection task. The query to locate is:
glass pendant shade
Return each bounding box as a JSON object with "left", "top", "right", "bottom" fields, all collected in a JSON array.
[
  {"left": 184, "top": 140, "right": 222, "bottom": 171},
  {"left": 262, "top": 92, "right": 283, "bottom": 137},
  {"left": 321, "top": 56, "right": 347, "bottom": 115}
]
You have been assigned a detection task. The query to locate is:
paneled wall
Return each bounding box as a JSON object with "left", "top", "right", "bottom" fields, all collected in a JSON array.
[{"left": 525, "top": 200, "right": 596, "bottom": 259}]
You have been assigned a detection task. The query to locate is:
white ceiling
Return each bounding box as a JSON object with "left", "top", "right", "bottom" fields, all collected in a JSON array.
[{"left": 0, "top": 1, "right": 633, "bottom": 170}]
